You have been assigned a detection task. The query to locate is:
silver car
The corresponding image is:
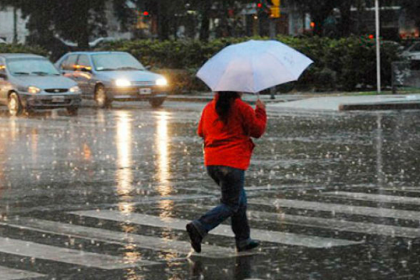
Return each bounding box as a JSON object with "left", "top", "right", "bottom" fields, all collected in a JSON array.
[
  {"left": 0, "top": 53, "right": 82, "bottom": 116},
  {"left": 55, "top": 51, "right": 168, "bottom": 108}
]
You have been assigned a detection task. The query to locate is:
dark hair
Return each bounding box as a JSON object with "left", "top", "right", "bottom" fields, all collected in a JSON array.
[{"left": 215, "top": 91, "right": 240, "bottom": 124}]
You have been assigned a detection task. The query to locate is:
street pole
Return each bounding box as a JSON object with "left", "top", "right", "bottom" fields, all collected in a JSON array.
[
  {"left": 269, "top": 19, "right": 276, "bottom": 99},
  {"left": 13, "top": 7, "right": 18, "bottom": 44},
  {"left": 375, "top": 0, "right": 381, "bottom": 94}
]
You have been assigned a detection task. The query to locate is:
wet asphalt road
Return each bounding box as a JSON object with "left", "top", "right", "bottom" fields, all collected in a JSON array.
[{"left": 0, "top": 101, "right": 420, "bottom": 279}]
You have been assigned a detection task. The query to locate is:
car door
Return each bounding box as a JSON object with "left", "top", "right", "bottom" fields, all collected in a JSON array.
[
  {"left": 74, "top": 55, "right": 94, "bottom": 97},
  {"left": 59, "top": 54, "right": 79, "bottom": 79}
]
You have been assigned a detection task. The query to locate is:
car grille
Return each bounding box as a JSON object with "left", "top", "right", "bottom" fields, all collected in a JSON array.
[
  {"left": 45, "top": 88, "right": 68, "bottom": 93},
  {"left": 132, "top": 81, "right": 155, "bottom": 86},
  {"left": 41, "top": 100, "right": 71, "bottom": 105}
]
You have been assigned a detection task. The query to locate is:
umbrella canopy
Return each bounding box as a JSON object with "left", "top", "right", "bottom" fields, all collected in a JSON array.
[{"left": 196, "top": 40, "right": 313, "bottom": 93}]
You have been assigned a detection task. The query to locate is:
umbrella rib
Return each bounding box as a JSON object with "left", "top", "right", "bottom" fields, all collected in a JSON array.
[{"left": 266, "top": 48, "right": 312, "bottom": 79}]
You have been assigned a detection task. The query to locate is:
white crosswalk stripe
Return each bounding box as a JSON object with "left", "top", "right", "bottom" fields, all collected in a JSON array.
[
  {"left": 250, "top": 198, "right": 420, "bottom": 221},
  {"left": 1, "top": 218, "right": 251, "bottom": 259},
  {"left": 247, "top": 210, "right": 420, "bottom": 238},
  {"left": 71, "top": 210, "right": 363, "bottom": 248},
  {"left": 324, "top": 191, "right": 420, "bottom": 205},
  {"left": 0, "top": 266, "right": 45, "bottom": 280},
  {"left": 195, "top": 205, "right": 420, "bottom": 238},
  {"left": 0, "top": 236, "right": 160, "bottom": 270}
]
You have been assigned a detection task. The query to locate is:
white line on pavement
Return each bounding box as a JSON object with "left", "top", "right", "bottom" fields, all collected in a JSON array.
[
  {"left": 249, "top": 198, "right": 420, "bottom": 221},
  {"left": 196, "top": 205, "right": 420, "bottom": 238},
  {"left": 1, "top": 218, "right": 251, "bottom": 259},
  {"left": 324, "top": 191, "right": 420, "bottom": 205},
  {"left": 247, "top": 210, "right": 420, "bottom": 238},
  {"left": 0, "top": 266, "right": 45, "bottom": 280},
  {"left": 0, "top": 237, "right": 159, "bottom": 270},
  {"left": 71, "top": 210, "right": 362, "bottom": 248}
]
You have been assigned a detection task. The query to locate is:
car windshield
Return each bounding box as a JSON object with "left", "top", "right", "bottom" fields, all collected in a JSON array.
[
  {"left": 92, "top": 53, "right": 145, "bottom": 71},
  {"left": 7, "top": 58, "right": 60, "bottom": 76}
]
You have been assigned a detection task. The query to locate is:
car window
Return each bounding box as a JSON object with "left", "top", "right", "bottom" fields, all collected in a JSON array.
[
  {"left": 7, "top": 58, "right": 60, "bottom": 76},
  {"left": 409, "top": 43, "right": 420, "bottom": 52},
  {"left": 77, "top": 55, "right": 92, "bottom": 69},
  {"left": 62, "top": 54, "right": 78, "bottom": 71},
  {"left": 92, "top": 53, "right": 145, "bottom": 71}
]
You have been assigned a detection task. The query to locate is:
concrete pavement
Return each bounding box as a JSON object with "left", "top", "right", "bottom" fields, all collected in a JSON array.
[{"left": 168, "top": 92, "right": 420, "bottom": 112}]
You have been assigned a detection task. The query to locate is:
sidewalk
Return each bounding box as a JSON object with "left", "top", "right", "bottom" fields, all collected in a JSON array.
[
  {"left": 269, "top": 94, "right": 420, "bottom": 112},
  {"left": 168, "top": 92, "right": 317, "bottom": 104},
  {"left": 168, "top": 92, "right": 420, "bottom": 112}
]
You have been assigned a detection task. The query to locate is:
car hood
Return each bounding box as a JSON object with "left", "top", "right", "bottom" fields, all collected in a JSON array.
[
  {"left": 15, "top": 76, "right": 77, "bottom": 89},
  {"left": 97, "top": 70, "right": 164, "bottom": 83}
]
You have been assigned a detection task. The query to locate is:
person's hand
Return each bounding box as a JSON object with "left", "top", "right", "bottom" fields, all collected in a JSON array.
[{"left": 256, "top": 99, "right": 266, "bottom": 110}]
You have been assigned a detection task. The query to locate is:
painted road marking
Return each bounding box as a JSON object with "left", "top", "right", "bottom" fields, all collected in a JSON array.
[
  {"left": 195, "top": 205, "right": 420, "bottom": 238},
  {"left": 0, "top": 237, "right": 159, "bottom": 270},
  {"left": 324, "top": 191, "right": 420, "bottom": 205},
  {"left": 0, "top": 266, "right": 45, "bottom": 280},
  {"left": 2, "top": 218, "right": 250, "bottom": 259},
  {"left": 247, "top": 210, "right": 420, "bottom": 238},
  {"left": 249, "top": 198, "right": 420, "bottom": 221},
  {"left": 71, "top": 211, "right": 362, "bottom": 248}
]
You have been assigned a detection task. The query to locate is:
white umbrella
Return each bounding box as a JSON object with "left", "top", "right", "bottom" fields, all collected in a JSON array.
[{"left": 196, "top": 40, "right": 313, "bottom": 93}]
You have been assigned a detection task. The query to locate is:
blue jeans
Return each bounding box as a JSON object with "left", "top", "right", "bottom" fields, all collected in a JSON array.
[{"left": 192, "top": 165, "right": 251, "bottom": 247}]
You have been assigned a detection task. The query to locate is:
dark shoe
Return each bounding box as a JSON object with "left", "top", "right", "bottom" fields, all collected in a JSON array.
[
  {"left": 237, "top": 239, "right": 260, "bottom": 252},
  {"left": 186, "top": 222, "right": 202, "bottom": 253}
]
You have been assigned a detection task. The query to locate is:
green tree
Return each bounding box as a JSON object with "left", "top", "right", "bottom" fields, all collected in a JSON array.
[
  {"left": 0, "top": 0, "right": 134, "bottom": 51},
  {"left": 188, "top": 0, "right": 249, "bottom": 41}
]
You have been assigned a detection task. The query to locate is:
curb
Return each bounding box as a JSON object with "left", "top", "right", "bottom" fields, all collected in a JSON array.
[{"left": 339, "top": 102, "right": 420, "bottom": 111}]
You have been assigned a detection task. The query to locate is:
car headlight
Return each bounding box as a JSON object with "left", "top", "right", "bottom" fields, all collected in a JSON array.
[
  {"left": 28, "top": 86, "right": 41, "bottom": 94},
  {"left": 115, "top": 79, "right": 132, "bottom": 87},
  {"left": 156, "top": 78, "right": 168, "bottom": 86},
  {"left": 69, "top": 86, "right": 81, "bottom": 94}
]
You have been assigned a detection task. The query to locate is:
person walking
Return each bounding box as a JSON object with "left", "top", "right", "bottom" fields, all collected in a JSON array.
[{"left": 186, "top": 91, "right": 267, "bottom": 253}]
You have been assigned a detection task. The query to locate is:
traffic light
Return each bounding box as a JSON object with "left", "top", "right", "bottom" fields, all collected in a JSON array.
[
  {"left": 257, "top": 0, "right": 280, "bottom": 18},
  {"left": 257, "top": 0, "right": 270, "bottom": 14},
  {"left": 269, "top": 0, "right": 280, "bottom": 18}
]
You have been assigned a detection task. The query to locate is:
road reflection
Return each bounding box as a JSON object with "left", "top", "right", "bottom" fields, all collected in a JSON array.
[
  {"left": 156, "top": 111, "right": 170, "bottom": 188},
  {"left": 31, "top": 128, "right": 38, "bottom": 162},
  {"left": 155, "top": 111, "right": 175, "bottom": 219},
  {"left": 115, "top": 111, "right": 134, "bottom": 214}
]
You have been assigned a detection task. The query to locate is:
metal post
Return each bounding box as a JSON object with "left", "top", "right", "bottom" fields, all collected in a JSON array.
[
  {"left": 269, "top": 19, "right": 276, "bottom": 99},
  {"left": 13, "top": 7, "right": 18, "bottom": 44},
  {"left": 391, "top": 62, "right": 396, "bottom": 94},
  {"left": 375, "top": 0, "right": 381, "bottom": 93}
]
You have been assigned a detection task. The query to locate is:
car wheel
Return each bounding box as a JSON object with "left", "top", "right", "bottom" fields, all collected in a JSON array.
[
  {"left": 95, "top": 85, "right": 111, "bottom": 108},
  {"left": 149, "top": 97, "right": 165, "bottom": 108},
  {"left": 67, "top": 106, "right": 79, "bottom": 116},
  {"left": 8, "top": 93, "right": 23, "bottom": 116}
]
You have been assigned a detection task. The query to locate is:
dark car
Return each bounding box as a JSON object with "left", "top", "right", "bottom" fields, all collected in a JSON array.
[
  {"left": 0, "top": 53, "right": 82, "bottom": 116},
  {"left": 55, "top": 51, "right": 168, "bottom": 108}
]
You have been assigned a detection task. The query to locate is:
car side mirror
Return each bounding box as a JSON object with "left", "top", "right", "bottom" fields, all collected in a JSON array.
[{"left": 0, "top": 73, "right": 7, "bottom": 80}]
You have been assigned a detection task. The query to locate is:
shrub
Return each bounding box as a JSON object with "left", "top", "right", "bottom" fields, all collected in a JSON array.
[
  {"left": 315, "top": 68, "right": 337, "bottom": 92},
  {"left": 0, "top": 44, "right": 48, "bottom": 57}
]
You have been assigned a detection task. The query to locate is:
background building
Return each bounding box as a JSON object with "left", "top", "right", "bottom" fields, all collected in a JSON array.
[{"left": 0, "top": 5, "right": 28, "bottom": 43}]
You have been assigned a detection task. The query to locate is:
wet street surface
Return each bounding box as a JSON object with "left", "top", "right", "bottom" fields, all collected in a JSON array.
[{"left": 0, "top": 101, "right": 420, "bottom": 279}]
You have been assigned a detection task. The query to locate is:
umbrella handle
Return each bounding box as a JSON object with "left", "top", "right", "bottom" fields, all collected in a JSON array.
[{"left": 256, "top": 92, "right": 260, "bottom": 100}]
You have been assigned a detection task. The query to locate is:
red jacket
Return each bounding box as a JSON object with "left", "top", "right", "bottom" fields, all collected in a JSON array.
[{"left": 197, "top": 95, "right": 267, "bottom": 170}]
